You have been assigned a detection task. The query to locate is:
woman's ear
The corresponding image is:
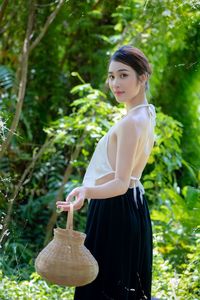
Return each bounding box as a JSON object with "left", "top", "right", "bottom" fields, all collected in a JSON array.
[{"left": 139, "top": 73, "right": 148, "bottom": 86}]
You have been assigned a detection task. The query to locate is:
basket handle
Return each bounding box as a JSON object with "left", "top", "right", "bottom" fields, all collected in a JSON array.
[{"left": 66, "top": 203, "right": 73, "bottom": 230}]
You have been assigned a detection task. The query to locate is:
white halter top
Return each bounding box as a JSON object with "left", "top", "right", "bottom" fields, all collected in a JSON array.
[{"left": 82, "top": 103, "right": 156, "bottom": 207}]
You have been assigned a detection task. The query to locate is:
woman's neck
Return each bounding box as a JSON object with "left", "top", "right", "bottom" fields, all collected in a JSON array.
[{"left": 126, "top": 96, "right": 148, "bottom": 113}]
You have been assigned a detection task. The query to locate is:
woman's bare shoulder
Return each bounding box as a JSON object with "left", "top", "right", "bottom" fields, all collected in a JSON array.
[
  {"left": 117, "top": 112, "right": 146, "bottom": 134},
  {"left": 112, "top": 116, "right": 141, "bottom": 140},
  {"left": 111, "top": 108, "right": 149, "bottom": 140}
]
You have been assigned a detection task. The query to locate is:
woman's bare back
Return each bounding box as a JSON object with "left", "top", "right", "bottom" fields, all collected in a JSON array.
[{"left": 95, "top": 107, "right": 154, "bottom": 186}]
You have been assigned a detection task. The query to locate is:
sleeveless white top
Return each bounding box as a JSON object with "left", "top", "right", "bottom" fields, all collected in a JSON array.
[{"left": 82, "top": 104, "right": 156, "bottom": 207}]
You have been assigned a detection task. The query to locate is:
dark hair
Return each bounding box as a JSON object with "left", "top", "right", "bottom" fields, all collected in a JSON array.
[{"left": 109, "top": 45, "right": 152, "bottom": 91}]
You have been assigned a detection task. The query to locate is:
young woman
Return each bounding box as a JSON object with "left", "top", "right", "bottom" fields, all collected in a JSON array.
[{"left": 56, "top": 45, "right": 156, "bottom": 300}]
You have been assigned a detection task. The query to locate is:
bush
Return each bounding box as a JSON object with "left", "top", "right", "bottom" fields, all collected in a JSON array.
[{"left": 0, "top": 271, "right": 74, "bottom": 300}]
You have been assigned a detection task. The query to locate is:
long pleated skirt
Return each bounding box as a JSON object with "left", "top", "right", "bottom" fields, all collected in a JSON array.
[{"left": 74, "top": 187, "right": 153, "bottom": 300}]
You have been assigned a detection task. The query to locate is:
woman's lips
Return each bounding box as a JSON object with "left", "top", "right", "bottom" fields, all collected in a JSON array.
[{"left": 114, "top": 91, "right": 124, "bottom": 96}]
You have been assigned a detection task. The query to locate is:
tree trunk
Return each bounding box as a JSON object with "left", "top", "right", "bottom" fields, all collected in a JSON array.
[
  {"left": 0, "top": 0, "right": 65, "bottom": 159},
  {"left": 0, "top": 0, "right": 35, "bottom": 159},
  {"left": 0, "top": 0, "right": 9, "bottom": 25}
]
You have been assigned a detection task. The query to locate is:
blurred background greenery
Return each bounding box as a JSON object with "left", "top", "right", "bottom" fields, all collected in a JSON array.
[{"left": 0, "top": 0, "right": 199, "bottom": 299}]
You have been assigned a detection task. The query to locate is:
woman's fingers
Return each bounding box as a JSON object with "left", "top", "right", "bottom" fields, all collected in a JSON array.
[
  {"left": 56, "top": 187, "right": 85, "bottom": 211},
  {"left": 56, "top": 198, "right": 84, "bottom": 211},
  {"left": 72, "top": 197, "right": 84, "bottom": 209},
  {"left": 65, "top": 190, "right": 78, "bottom": 203},
  {"left": 56, "top": 205, "right": 70, "bottom": 211}
]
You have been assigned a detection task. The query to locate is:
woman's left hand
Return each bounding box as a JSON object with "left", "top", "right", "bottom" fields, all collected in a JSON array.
[{"left": 56, "top": 186, "right": 87, "bottom": 211}]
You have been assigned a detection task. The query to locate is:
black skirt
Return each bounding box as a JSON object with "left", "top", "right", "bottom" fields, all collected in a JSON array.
[{"left": 74, "top": 187, "right": 153, "bottom": 300}]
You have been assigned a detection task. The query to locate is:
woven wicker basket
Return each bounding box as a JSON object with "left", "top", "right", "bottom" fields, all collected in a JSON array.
[{"left": 35, "top": 203, "right": 99, "bottom": 286}]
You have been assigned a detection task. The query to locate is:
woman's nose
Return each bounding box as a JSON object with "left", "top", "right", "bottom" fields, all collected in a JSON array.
[{"left": 112, "top": 78, "right": 120, "bottom": 88}]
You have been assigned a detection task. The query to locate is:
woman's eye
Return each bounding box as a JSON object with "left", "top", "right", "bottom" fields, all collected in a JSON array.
[
  {"left": 108, "top": 74, "right": 128, "bottom": 80},
  {"left": 120, "top": 73, "right": 128, "bottom": 78}
]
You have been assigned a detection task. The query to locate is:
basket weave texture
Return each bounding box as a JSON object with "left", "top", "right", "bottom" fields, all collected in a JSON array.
[{"left": 35, "top": 203, "right": 99, "bottom": 286}]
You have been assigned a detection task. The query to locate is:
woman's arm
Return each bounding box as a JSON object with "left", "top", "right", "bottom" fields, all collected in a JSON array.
[
  {"left": 56, "top": 117, "right": 141, "bottom": 211},
  {"left": 86, "top": 118, "right": 141, "bottom": 199}
]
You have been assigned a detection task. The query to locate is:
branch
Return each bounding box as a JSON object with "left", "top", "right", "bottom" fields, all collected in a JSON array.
[
  {"left": 0, "top": 0, "right": 35, "bottom": 159},
  {"left": 0, "top": 0, "right": 9, "bottom": 25},
  {"left": 29, "top": 0, "right": 65, "bottom": 53},
  {"left": 0, "top": 137, "right": 54, "bottom": 246}
]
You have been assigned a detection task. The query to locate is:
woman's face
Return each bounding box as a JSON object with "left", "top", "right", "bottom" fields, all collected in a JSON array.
[{"left": 108, "top": 60, "right": 145, "bottom": 103}]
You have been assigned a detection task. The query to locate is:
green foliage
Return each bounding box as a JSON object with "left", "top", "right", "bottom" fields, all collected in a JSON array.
[
  {"left": 151, "top": 185, "right": 200, "bottom": 269},
  {"left": 0, "top": 271, "right": 74, "bottom": 300},
  {"left": 143, "top": 109, "right": 200, "bottom": 282},
  {"left": 0, "top": 64, "right": 16, "bottom": 146},
  {"left": 143, "top": 110, "right": 183, "bottom": 201},
  {"left": 0, "top": 1, "right": 199, "bottom": 298},
  {"left": 0, "top": 65, "right": 15, "bottom": 91},
  {"left": 45, "top": 76, "right": 121, "bottom": 145},
  {"left": 152, "top": 229, "right": 200, "bottom": 299}
]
